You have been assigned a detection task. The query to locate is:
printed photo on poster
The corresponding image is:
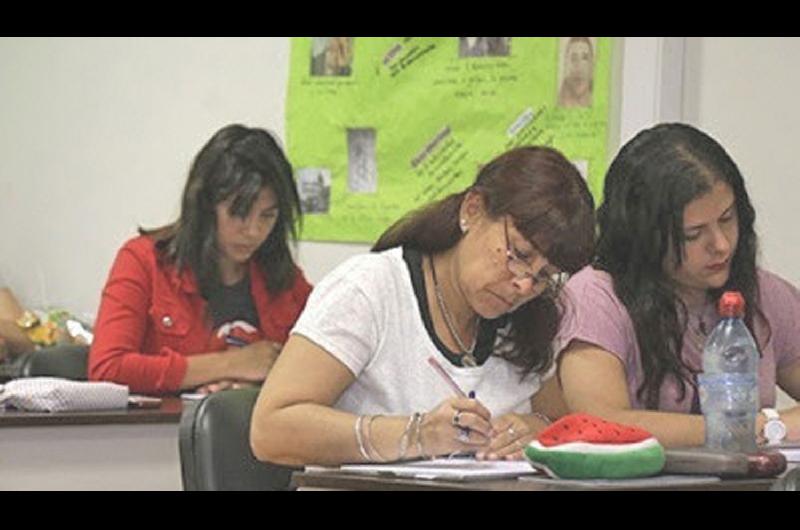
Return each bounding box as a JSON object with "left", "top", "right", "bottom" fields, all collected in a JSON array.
[
  {"left": 310, "top": 37, "right": 354, "bottom": 77},
  {"left": 297, "top": 168, "right": 332, "bottom": 214},
  {"left": 347, "top": 128, "right": 378, "bottom": 193},
  {"left": 287, "top": 37, "right": 612, "bottom": 243},
  {"left": 458, "top": 37, "right": 511, "bottom": 58},
  {"left": 557, "top": 37, "right": 596, "bottom": 108}
]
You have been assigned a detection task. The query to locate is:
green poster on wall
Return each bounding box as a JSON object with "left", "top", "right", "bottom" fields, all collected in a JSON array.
[{"left": 286, "top": 37, "right": 611, "bottom": 243}]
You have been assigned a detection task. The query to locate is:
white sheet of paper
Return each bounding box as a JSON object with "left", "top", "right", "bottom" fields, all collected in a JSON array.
[{"left": 324, "top": 457, "right": 539, "bottom": 481}]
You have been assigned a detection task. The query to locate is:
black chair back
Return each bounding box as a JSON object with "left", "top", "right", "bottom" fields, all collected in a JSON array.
[
  {"left": 771, "top": 466, "right": 800, "bottom": 491},
  {"left": 20, "top": 344, "right": 89, "bottom": 380},
  {"left": 179, "top": 387, "right": 297, "bottom": 491}
]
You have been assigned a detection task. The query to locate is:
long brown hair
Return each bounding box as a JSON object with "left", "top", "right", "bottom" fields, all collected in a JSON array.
[
  {"left": 374, "top": 146, "right": 595, "bottom": 377},
  {"left": 140, "top": 124, "right": 303, "bottom": 297},
  {"left": 596, "top": 123, "right": 764, "bottom": 409}
]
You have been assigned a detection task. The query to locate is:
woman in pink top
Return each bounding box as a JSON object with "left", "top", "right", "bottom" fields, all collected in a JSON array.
[{"left": 557, "top": 123, "right": 800, "bottom": 447}]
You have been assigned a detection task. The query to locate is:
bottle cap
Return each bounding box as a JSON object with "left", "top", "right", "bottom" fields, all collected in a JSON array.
[{"left": 718, "top": 291, "right": 745, "bottom": 318}]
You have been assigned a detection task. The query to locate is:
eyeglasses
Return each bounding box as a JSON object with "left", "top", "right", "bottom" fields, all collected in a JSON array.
[{"left": 503, "top": 217, "right": 568, "bottom": 294}]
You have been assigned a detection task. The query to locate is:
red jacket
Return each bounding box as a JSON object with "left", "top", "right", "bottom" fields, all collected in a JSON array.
[{"left": 88, "top": 236, "right": 312, "bottom": 394}]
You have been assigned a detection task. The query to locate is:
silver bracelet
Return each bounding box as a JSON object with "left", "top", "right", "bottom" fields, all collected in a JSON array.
[
  {"left": 416, "top": 413, "right": 430, "bottom": 459},
  {"left": 354, "top": 415, "right": 371, "bottom": 461},
  {"left": 397, "top": 413, "right": 418, "bottom": 461},
  {"left": 364, "top": 414, "right": 389, "bottom": 462}
]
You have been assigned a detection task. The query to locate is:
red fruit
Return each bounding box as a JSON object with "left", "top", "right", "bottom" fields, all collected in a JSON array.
[{"left": 537, "top": 413, "right": 653, "bottom": 447}]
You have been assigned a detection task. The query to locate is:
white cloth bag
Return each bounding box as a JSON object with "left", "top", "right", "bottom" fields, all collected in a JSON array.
[{"left": 0, "top": 377, "right": 129, "bottom": 412}]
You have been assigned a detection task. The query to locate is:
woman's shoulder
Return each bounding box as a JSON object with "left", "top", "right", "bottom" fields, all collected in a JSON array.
[
  {"left": 757, "top": 268, "right": 798, "bottom": 289},
  {"left": 561, "top": 266, "right": 630, "bottom": 320},
  {"left": 324, "top": 247, "right": 405, "bottom": 282},
  {"left": 757, "top": 268, "right": 800, "bottom": 307},
  {"left": 298, "top": 248, "right": 408, "bottom": 323},
  {"left": 309, "top": 247, "right": 408, "bottom": 304},
  {"left": 118, "top": 234, "right": 157, "bottom": 256},
  {"left": 112, "top": 235, "right": 177, "bottom": 279},
  {"left": 565, "top": 265, "right": 615, "bottom": 295}
]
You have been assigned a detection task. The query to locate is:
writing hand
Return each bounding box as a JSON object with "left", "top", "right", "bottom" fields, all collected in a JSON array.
[
  {"left": 477, "top": 412, "right": 549, "bottom": 461},
  {"left": 421, "top": 396, "right": 493, "bottom": 457}
]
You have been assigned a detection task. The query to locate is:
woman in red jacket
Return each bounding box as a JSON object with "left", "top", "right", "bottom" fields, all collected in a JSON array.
[{"left": 89, "top": 124, "right": 312, "bottom": 395}]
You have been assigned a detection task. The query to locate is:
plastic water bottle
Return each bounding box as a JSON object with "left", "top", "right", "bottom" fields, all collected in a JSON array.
[{"left": 698, "top": 291, "right": 759, "bottom": 453}]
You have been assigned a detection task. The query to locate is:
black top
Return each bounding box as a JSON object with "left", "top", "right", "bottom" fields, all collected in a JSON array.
[
  {"left": 205, "top": 275, "right": 260, "bottom": 334},
  {"left": 402, "top": 247, "right": 504, "bottom": 367}
]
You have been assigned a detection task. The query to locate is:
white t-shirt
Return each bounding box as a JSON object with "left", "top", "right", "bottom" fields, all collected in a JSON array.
[{"left": 291, "top": 247, "right": 542, "bottom": 417}]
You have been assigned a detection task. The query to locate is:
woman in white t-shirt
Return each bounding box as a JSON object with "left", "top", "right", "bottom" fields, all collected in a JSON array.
[{"left": 250, "top": 146, "right": 596, "bottom": 466}]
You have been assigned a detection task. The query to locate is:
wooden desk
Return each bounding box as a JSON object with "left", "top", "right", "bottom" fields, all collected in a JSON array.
[
  {"left": 292, "top": 469, "right": 778, "bottom": 491},
  {"left": 0, "top": 397, "right": 184, "bottom": 490}
]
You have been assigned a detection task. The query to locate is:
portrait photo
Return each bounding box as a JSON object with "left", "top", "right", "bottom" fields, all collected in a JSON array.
[
  {"left": 310, "top": 37, "right": 354, "bottom": 77},
  {"left": 297, "top": 167, "right": 332, "bottom": 214},
  {"left": 347, "top": 128, "right": 378, "bottom": 193},
  {"left": 557, "top": 37, "right": 596, "bottom": 108},
  {"left": 458, "top": 37, "right": 511, "bottom": 58}
]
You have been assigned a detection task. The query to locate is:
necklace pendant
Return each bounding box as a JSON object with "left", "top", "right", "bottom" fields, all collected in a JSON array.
[{"left": 461, "top": 352, "right": 477, "bottom": 367}]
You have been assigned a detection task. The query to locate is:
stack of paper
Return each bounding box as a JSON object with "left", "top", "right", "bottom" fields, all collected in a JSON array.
[{"left": 326, "top": 457, "right": 539, "bottom": 482}]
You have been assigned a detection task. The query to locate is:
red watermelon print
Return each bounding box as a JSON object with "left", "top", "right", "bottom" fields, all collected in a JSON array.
[
  {"left": 538, "top": 413, "right": 653, "bottom": 446},
  {"left": 524, "top": 413, "right": 666, "bottom": 479}
]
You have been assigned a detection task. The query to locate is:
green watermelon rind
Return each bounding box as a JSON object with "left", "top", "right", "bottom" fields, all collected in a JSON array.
[{"left": 524, "top": 438, "right": 666, "bottom": 479}]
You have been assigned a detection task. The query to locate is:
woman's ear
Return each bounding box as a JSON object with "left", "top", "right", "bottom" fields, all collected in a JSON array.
[{"left": 459, "top": 190, "right": 486, "bottom": 233}]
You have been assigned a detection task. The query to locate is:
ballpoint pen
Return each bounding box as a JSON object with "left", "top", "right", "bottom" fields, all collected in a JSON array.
[
  {"left": 427, "top": 356, "right": 475, "bottom": 399},
  {"left": 428, "top": 356, "right": 478, "bottom": 446}
]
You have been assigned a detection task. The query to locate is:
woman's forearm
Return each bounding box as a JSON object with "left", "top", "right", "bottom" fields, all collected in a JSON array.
[
  {"left": 181, "top": 340, "right": 281, "bottom": 389},
  {"left": 0, "top": 319, "right": 35, "bottom": 356},
  {"left": 250, "top": 403, "right": 416, "bottom": 467},
  {"left": 575, "top": 406, "right": 706, "bottom": 448}
]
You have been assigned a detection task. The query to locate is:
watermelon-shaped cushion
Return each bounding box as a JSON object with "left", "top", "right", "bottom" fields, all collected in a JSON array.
[{"left": 524, "top": 413, "right": 666, "bottom": 479}]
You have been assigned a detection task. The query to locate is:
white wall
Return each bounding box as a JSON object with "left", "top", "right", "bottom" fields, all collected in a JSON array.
[
  {"left": 683, "top": 37, "right": 800, "bottom": 286},
  {"left": 0, "top": 37, "right": 368, "bottom": 319}
]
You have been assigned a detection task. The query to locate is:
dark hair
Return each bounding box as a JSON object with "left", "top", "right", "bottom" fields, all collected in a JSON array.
[
  {"left": 140, "top": 124, "right": 303, "bottom": 296},
  {"left": 596, "top": 122, "right": 763, "bottom": 409},
  {"left": 373, "top": 146, "right": 595, "bottom": 377}
]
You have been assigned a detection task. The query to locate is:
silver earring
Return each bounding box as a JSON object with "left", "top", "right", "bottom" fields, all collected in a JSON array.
[{"left": 460, "top": 219, "right": 468, "bottom": 232}]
